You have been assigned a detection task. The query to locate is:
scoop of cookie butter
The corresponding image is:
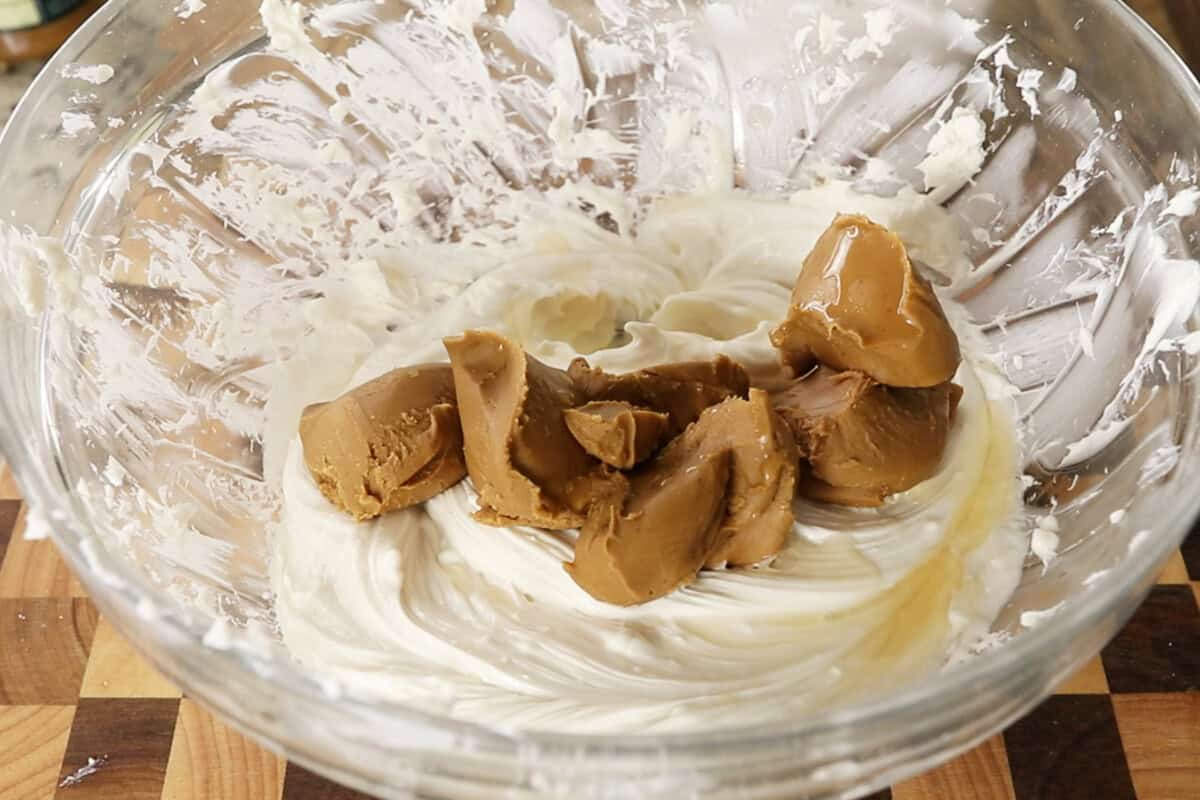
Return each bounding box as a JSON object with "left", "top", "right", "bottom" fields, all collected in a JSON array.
[
  {"left": 567, "top": 438, "right": 732, "bottom": 606},
  {"left": 444, "top": 330, "right": 621, "bottom": 530},
  {"left": 566, "top": 390, "right": 797, "bottom": 605},
  {"left": 567, "top": 355, "right": 750, "bottom": 436},
  {"left": 299, "top": 364, "right": 466, "bottom": 521},
  {"left": 772, "top": 367, "right": 963, "bottom": 507},
  {"left": 700, "top": 390, "right": 798, "bottom": 568},
  {"left": 564, "top": 401, "right": 671, "bottom": 469},
  {"left": 770, "top": 214, "right": 960, "bottom": 388}
]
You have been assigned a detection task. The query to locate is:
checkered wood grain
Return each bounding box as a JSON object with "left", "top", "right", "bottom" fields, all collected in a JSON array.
[{"left": 2, "top": 457, "right": 1199, "bottom": 800}]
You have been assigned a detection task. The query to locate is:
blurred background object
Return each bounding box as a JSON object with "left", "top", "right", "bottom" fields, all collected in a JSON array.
[{"left": 0, "top": 0, "right": 104, "bottom": 65}]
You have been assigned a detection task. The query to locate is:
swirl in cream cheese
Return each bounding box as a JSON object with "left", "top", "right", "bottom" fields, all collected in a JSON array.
[{"left": 271, "top": 188, "right": 1025, "bottom": 733}]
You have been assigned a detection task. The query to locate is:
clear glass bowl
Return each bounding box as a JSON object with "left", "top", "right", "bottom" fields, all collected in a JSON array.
[{"left": 1, "top": 0, "right": 1198, "bottom": 797}]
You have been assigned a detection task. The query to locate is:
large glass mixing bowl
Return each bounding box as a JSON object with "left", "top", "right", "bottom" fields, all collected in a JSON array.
[{"left": 1, "top": 0, "right": 1199, "bottom": 797}]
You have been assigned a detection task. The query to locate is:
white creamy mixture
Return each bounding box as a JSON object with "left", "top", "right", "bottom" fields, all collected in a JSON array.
[{"left": 273, "top": 188, "right": 1027, "bottom": 733}]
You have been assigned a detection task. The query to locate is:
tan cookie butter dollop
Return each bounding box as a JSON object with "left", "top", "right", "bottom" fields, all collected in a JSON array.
[
  {"left": 770, "top": 214, "right": 960, "bottom": 388},
  {"left": 299, "top": 364, "right": 466, "bottom": 521},
  {"left": 566, "top": 434, "right": 732, "bottom": 606},
  {"left": 700, "top": 390, "right": 799, "bottom": 568},
  {"left": 567, "top": 355, "right": 750, "bottom": 437},
  {"left": 444, "top": 330, "right": 621, "bottom": 530},
  {"left": 564, "top": 401, "right": 671, "bottom": 469},
  {"left": 772, "top": 367, "right": 962, "bottom": 507},
  {"left": 566, "top": 390, "right": 797, "bottom": 605}
]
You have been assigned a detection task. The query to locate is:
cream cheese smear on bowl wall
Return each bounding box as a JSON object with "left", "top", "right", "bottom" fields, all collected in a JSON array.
[{"left": 4, "top": 0, "right": 1199, "bottom": 736}]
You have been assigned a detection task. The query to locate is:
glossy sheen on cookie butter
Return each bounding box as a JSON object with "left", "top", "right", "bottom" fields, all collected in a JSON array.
[
  {"left": 567, "top": 424, "right": 732, "bottom": 606},
  {"left": 566, "top": 390, "right": 797, "bottom": 604},
  {"left": 299, "top": 364, "right": 466, "bottom": 521},
  {"left": 702, "top": 390, "right": 799, "bottom": 568},
  {"left": 567, "top": 355, "right": 750, "bottom": 437},
  {"left": 444, "top": 330, "right": 620, "bottom": 530},
  {"left": 564, "top": 400, "right": 671, "bottom": 469},
  {"left": 770, "top": 214, "right": 960, "bottom": 388},
  {"left": 772, "top": 367, "right": 963, "bottom": 507}
]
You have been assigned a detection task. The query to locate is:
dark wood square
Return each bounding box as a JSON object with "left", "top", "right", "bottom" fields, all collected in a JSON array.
[
  {"left": 283, "top": 764, "right": 380, "bottom": 799},
  {"left": 1102, "top": 584, "right": 1200, "bottom": 693},
  {"left": 1003, "top": 695, "right": 1136, "bottom": 800},
  {"left": 1180, "top": 524, "right": 1200, "bottom": 581},
  {"left": 0, "top": 499, "right": 20, "bottom": 568},
  {"left": 56, "top": 698, "right": 180, "bottom": 799}
]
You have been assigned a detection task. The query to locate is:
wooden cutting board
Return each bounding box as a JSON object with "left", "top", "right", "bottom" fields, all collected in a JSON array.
[
  {"left": 2, "top": 3, "right": 1200, "bottom": 799},
  {"left": 4, "top": 459, "right": 1198, "bottom": 800}
]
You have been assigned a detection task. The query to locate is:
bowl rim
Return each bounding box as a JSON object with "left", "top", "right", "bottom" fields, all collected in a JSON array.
[{"left": 3, "top": 0, "right": 1199, "bottom": 773}]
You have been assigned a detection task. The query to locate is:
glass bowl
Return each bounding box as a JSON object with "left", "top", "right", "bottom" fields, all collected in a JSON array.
[{"left": 1, "top": 0, "right": 1199, "bottom": 797}]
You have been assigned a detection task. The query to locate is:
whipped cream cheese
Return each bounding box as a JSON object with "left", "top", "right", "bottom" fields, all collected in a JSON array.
[{"left": 272, "top": 189, "right": 1026, "bottom": 733}]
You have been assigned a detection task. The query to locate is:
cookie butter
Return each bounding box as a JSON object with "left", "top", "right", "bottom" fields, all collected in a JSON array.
[
  {"left": 566, "top": 390, "right": 796, "bottom": 605},
  {"left": 701, "top": 390, "right": 798, "bottom": 568},
  {"left": 444, "top": 330, "right": 619, "bottom": 529},
  {"left": 299, "top": 365, "right": 466, "bottom": 521},
  {"left": 568, "top": 453, "right": 729, "bottom": 604},
  {"left": 564, "top": 401, "right": 671, "bottom": 469},
  {"left": 772, "top": 367, "right": 963, "bottom": 507},
  {"left": 770, "top": 214, "right": 961, "bottom": 388},
  {"left": 567, "top": 423, "right": 732, "bottom": 606},
  {"left": 567, "top": 355, "right": 750, "bottom": 436}
]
